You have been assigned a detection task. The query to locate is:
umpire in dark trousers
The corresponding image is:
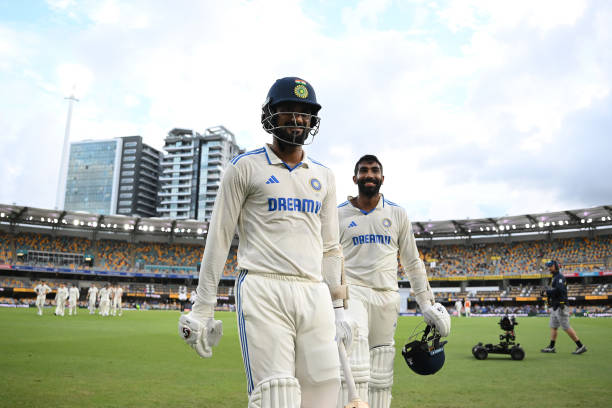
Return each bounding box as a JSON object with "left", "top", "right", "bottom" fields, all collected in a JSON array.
[{"left": 541, "top": 260, "right": 587, "bottom": 354}]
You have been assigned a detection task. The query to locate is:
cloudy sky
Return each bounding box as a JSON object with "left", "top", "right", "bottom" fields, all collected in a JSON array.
[{"left": 1, "top": 0, "right": 610, "bottom": 221}]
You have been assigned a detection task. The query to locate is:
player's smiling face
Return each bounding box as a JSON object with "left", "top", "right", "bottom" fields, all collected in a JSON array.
[
  {"left": 354, "top": 161, "right": 384, "bottom": 197},
  {"left": 274, "top": 102, "right": 313, "bottom": 144}
]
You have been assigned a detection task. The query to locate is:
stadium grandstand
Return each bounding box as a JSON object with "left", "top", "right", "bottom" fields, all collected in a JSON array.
[{"left": 1, "top": 203, "right": 611, "bottom": 315}]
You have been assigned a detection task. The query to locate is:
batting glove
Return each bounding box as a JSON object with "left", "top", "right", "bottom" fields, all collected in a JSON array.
[
  {"left": 422, "top": 302, "right": 451, "bottom": 337},
  {"left": 179, "top": 312, "right": 223, "bottom": 358},
  {"left": 334, "top": 308, "right": 357, "bottom": 353}
]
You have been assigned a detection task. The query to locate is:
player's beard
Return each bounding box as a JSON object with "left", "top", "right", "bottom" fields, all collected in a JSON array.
[
  {"left": 357, "top": 178, "right": 382, "bottom": 198},
  {"left": 274, "top": 126, "right": 308, "bottom": 146}
]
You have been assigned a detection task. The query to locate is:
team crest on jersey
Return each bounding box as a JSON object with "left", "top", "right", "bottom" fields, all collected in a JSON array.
[
  {"left": 294, "top": 84, "right": 308, "bottom": 99},
  {"left": 310, "top": 178, "right": 321, "bottom": 191},
  {"left": 382, "top": 218, "right": 392, "bottom": 228}
]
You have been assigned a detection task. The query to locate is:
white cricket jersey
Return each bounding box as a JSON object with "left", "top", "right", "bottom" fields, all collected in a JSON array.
[
  {"left": 338, "top": 195, "right": 429, "bottom": 293},
  {"left": 88, "top": 287, "right": 98, "bottom": 300},
  {"left": 35, "top": 284, "right": 51, "bottom": 297},
  {"left": 99, "top": 288, "right": 110, "bottom": 302},
  {"left": 197, "top": 144, "right": 340, "bottom": 305},
  {"left": 113, "top": 287, "right": 123, "bottom": 301},
  {"left": 56, "top": 287, "right": 68, "bottom": 301},
  {"left": 68, "top": 287, "right": 80, "bottom": 301}
]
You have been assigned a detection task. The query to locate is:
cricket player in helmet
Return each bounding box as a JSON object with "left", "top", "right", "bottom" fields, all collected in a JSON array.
[
  {"left": 179, "top": 77, "right": 354, "bottom": 408},
  {"left": 336, "top": 155, "right": 451, "bottom": 408},
  {"left": 261, "top": 77, "right": 321, "bottom": 146}
]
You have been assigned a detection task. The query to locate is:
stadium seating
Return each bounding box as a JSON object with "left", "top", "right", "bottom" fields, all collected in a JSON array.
[
  {"left": 2, "top": 231, "right": 610, "bottom": 278},
  {"left": 418, "top": 236, "right": 612, "bottom": 278},
  {"left": 0, "top": 231, "right": 13, "bottom": 263}
]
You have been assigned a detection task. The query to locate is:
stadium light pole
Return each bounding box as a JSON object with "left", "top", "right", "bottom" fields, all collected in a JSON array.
[{"left": 55, "top": 89, "right": 79, "bottom": 210}]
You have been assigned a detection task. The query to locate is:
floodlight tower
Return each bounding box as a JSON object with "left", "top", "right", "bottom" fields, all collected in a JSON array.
[{"left": 55, "top": 90, "right": 79, "bottom": 210}]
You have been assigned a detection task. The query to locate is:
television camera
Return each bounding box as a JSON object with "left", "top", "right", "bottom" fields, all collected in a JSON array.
[{"left": 472, "top": 315, "right": 525, "bottom": 360}]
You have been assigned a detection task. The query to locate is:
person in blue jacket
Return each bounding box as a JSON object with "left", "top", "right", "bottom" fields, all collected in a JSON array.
[{"left": 540, "top": 260, "right": 587, "bottom": 354}]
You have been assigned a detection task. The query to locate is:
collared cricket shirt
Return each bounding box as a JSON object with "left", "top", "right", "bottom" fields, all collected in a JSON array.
[
  {"left": 338, "top": 195, "right": 428, "bottom": 292},
  {"left": 198, "top": 144, "right": 339, "bottom": 305}
]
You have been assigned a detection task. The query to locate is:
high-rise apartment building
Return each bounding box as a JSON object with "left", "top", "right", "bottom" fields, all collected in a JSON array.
[
  {"left": 197, "top": 126, "right": 243, "bottom": 221},
  {"left": 59, "top": 137, "right": 160, "bottom": 216},
  {"left": 116, "top": 136, "right": 161, "bottom": 217},
  {"left": 157, "top": 126, "right": 243, "bottom": 221}
]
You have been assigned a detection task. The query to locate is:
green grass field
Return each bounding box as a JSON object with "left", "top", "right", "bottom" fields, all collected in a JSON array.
[{"left": 1, "top": 308, "right": 610, "bottom": 408}]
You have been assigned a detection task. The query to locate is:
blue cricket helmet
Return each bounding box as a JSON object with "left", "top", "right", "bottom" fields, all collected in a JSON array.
[
  {"left": 261, "top": 77, "right": 321, "bottom": 145},
  {"left": 263, "top": 76, "right": 321, "bottom": 113},
  {"left": 402, "top": 325, "right": 448, "bottom": 375}
]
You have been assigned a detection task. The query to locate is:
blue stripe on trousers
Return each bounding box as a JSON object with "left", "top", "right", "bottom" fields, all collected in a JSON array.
[{"left": 237, "top": 270, "right": 254, "bottom": 393}]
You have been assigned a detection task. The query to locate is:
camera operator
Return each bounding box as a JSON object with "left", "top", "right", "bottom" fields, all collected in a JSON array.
[{"left": 540, "top": 260, "right": 587, "bottom": 354}]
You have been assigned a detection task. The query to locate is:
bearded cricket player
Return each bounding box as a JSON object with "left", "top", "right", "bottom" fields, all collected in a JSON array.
[
  {"left": 336, "top": 155, "right": 451, "bottom": 408},
  {"left": 178, "top": 77, "right": 355, "bottom": 408}
]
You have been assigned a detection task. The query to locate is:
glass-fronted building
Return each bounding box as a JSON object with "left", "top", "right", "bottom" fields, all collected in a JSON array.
[
  {"left": 59, "top": 137, "right": 160, "bottom": 216},
  {"left": 62, "top": 140, "right": 122, "bottom": 215}
]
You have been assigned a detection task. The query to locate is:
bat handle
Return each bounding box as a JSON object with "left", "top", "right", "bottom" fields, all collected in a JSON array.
[{"left": 338, "top": 341, "right": 359, "bottom": 402}]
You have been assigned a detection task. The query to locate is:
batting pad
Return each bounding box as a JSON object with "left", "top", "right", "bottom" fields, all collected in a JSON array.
[
  {"left": 340, "top": 334, "right": 369, "bottom": 384},
  {"left": 369, "top": 345, "right": 394, "bottom": 408},
  {"left": 248, "top": 376, "right": 301, "bottom": 408},
  {"left": 338, "top": 334, "right": 369, "bottom": 408}
]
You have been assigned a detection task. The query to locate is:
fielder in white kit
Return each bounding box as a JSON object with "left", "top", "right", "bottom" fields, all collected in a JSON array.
[
  {"left": 112, "top": 284, "right": 123, "bottom": 316},
  {"left": 98, "top": 284, "right": 110, "bottom": 317},
  {"left": 54, "top": 283, "right": 69, "bottom": 316},
  {"left": 108, "top": 284, "right": 116, "bottom": 316},
  {"left": 68, "top": 283, "right": 80, "bottom": 315},
  {"left": 34, "top": 281, "right": 51, "bottom": 316},
  {"left": 455, "top": 299, "right": 463, "bottom": 317},
  {"left": 178, "top": 77, "right": 354, "bottom": 408},
  {"left": 337, "top": 155, "right": 451, "bottom": 408},
  {"left": 87, "top": 284, "right": 98, "bottom": 314}
]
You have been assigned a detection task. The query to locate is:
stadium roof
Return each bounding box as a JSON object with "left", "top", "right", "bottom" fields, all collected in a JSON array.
[
  {"left": 411, "top": 205, "right": 612, "bottom": 238},
  {"left": 0, "top": 204, "right": 209, "bottom": 238},
  {"left": 1, "top": 203, "right": 611, "bottom": 239}
]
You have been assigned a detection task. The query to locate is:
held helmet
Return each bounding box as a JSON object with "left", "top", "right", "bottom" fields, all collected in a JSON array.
[
  {"left": 402, "top": 324, "right": 448, "bottom": 375},
  {"left": 261, "top": 77, "right": 322, "bottom": 145}
]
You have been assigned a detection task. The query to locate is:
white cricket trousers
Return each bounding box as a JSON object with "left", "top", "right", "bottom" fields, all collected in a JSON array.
[
  {"left": 89, "top": 299, "right": 96, "bottom": 313},
  {"left": 346, "top": 285, "right": 400, "bottom": 348},
  {"left": 68, "top": 299, "right": 77, "bottom": 315},
  {"left": 55, "top": 300, "right": 66, "bottom": 316},
  {"left": 36, "top": 296, "right": 45, "bottom": 314},
  {"left": 235, "top": 270, "right": 340, "bottom": 407},
  {"left": 100, "top": 299, "right": 110, "bottom": 316},
  {"left": 114, "top": 300, "right": 122, "bottom": 315}
]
